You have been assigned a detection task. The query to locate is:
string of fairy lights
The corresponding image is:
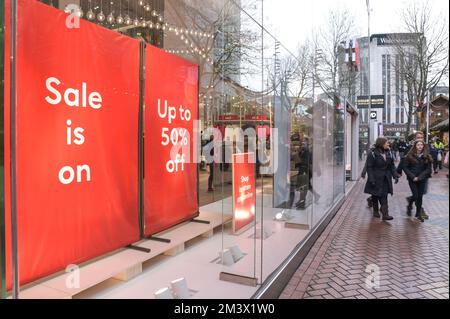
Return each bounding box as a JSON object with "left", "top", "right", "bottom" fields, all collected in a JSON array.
[{"left": 64, "top": 0, "right": 214, "bottom": 63}]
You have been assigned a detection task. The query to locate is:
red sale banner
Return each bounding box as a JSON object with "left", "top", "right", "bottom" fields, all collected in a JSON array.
[
  {"left": 232, "top": 153, "right": 256, "bottom": 234},
  {"left": 144, "top": 45, "right": 199, "bottom": 236},
  {"left": 4, "top": 0, "right": 140, "bottom": 289}
]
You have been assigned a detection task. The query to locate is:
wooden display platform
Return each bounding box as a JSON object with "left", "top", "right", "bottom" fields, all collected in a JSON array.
[{"left": 19, "top": 210, "right": 232, "bottom": 299}]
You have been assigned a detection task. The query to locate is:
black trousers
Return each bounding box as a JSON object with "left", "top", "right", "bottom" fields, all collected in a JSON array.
[
  {"left": 208, "top": 163, "right": 214, "bottom": 189},
  {"left": 371, "top": 195, "right": 388, "bottom": 215},
  {"left": 433, "top": 160, "right": 442, "bottom": 172},
  {"left": 408, "top": 180, "right": 427, "bottom": 216}
]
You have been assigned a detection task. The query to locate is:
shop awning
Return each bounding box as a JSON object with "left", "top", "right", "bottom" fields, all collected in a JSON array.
[{"left": 431, "top": 118, "right": 449, "bottom": 131}]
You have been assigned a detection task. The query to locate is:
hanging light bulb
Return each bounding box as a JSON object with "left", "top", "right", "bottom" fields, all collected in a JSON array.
[
  {"left": 145, "top": 5, "right": 151, "bottom": 11},
  {"left": 151, "top": 10, "right": 157, "bottom": 17},
  {"left": 155, "top": 23, "right": 161, "bottom": 30},
  {"left": 115, "top": 0, "right": 123, "bottom": 24},
  {"left": 125, "top": 15, "right": 132, "bottom": 25},
  {"left": 97, "top": 11, "right": 105, "bottom": 22},
  {"left": 97, "top": 0, "right": 105, "bottom": 22},
  {"left": 138, "top": 0, "right": 145, "bottom": 6},
  {"left": 132, "top": 0, "right": 139, "bottom": 27},
  {"left": 158, "top": 15, "right": 163, "bottom": 23},
  {"left": 86, "top": 0, "right": 94, "bottom": 20},
  {"left": 107, "top": 12, "right": 115, "bottom": 24},
  {"left": 141, "top": 19, "right": 147, "bottom": 27},
  {"left": 148, "top": 21, "right": 154, "bottom": 29},
  {"left": 86, "top": 9, "right": 95, "bottom": 20},
  {"left": 162, "top": 24, "right": 166, "bottom": 31}
]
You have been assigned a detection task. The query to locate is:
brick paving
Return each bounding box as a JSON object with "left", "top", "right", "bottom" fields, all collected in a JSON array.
[{"left": 280, "top": 170, "right": 449, "bottom": 299}]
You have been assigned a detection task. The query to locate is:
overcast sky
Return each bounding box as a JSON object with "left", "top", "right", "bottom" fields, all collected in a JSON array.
[{"left": 262, "top": 0, "right": 450, "bottom": 53}]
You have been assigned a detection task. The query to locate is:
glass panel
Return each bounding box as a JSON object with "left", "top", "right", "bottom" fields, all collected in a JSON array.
[
  {"left": 334, "top": 96, "right": 345, "bottom": 201},
  {"left": 215, "top": 0, "right": 263, "bottom": 285},
  {"left": 313, "top": 95, "right": 335, "bottom": 224}
]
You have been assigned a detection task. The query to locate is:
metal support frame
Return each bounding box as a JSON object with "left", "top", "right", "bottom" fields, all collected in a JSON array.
[
  {"left": 126, "top": 245, "right": 151, "bottom": 254},
  {"left": 147, "top": 236, "right": 171, "bottom": 244},
  {"left": 190, "top": 218, "right": 210, "bottom": 225},
  {"left": 138, "top": 40, "right": 145, "bottom": 239},
  {"left": 10, "top": 0, "right": 19, "bottom": 300},
  {"left": 366, "top": 0, "right": 372, "bottom": 147},
  {"left": 0, "top": 0, "right": 6, "bottom": 300}
]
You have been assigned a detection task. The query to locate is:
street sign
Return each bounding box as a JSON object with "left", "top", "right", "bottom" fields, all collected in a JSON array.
[{"left": 357, "top": 95, "right": 385, "bottom": 109}]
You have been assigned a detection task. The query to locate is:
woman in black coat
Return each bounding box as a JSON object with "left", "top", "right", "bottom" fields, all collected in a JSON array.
[
  {"left": 402, "top": 141, "right": 433, "bottom": 222},
  {"left": 364, "top": 137, "right": 399, "bottom": 221}
]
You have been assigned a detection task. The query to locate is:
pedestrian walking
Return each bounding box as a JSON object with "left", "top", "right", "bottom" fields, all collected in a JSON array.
[
  {"left": 433, "top": 138, "right": 445, "bottom": 172},
  {"left": 430, "top": 143, "right": 440, "bottom": 174},
  {"left": 361, "top": 144, "right": 375, "bottom": 209},
  {"left": 391, "top": 139, "right": 399, "bottom": 161},
  {"left": 398, "top": 131, "right": 430, "bottom": 220},
  {"left": 398, "top": 138, "right": 408, "bottom": 159},
  {"left": 402, "top": 141, "right": 433, "bottom": 222},
  {"left": 364, "top": 137, "right": 399, "bottom": 221}
]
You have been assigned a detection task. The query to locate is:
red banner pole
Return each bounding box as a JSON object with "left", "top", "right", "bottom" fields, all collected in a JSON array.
[{"left": 9, "top": 0, "right": 19, "bottom": 299}]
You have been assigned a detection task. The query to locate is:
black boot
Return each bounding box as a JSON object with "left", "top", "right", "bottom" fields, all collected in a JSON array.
[
  {"left": 381, "top": 207, "right": 394, "bottom": 221},
  {"left": 372, "top": 200, "right": 380, "bottom": 218},
  {"left": 406, "top": 205, "right": 412, "bottom": 217},
  {"left": 416, "top": 208, "right": 424, "bottom": 222},
  {"left": 406, "top": 197, "right": 414, "bottom": 217},
  {"left": 367, "top": 197, "right": 373, "bottom": 208},
  {"left": 421, "top": 208, "right": 429, "bottom": 220}
]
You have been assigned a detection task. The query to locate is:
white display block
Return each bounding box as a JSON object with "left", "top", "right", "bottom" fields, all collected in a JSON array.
[
  {"left": 220, "top": 249, "right": 234, "bottom": 266},
  {"left": 274, "top": 210, "right": 292, "bottom": 221},
  {"left": 171, "top": 277, "right": 190, "bottom": 299},
  {"left": 229, "top": 245, "right": 244, "bottom": 262},
  {"left": 154, "top": 287, "right": 174, "bottom": 299}
]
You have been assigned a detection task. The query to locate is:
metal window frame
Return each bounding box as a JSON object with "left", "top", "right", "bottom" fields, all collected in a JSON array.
[{"left": 0, "top": 0, "right": 6, "bottom": 300}]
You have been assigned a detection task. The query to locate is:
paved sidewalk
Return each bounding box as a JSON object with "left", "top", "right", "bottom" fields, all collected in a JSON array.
[{"left": 280, "top": 170, "right": 449, "bottom": 299}]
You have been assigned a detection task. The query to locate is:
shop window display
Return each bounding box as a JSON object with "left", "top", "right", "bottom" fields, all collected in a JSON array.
[{"left": 0, "top": 0, "right": 348, "bottom": 299}]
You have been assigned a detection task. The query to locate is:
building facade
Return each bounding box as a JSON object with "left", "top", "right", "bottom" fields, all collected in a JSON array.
[{"left": 354, "top": 33, "right": 421, "bottom": 140}]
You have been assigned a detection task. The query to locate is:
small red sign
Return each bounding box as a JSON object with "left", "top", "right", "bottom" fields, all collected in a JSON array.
[{"left": 232, "top": 153, "right": 256, "bottom": 234}]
